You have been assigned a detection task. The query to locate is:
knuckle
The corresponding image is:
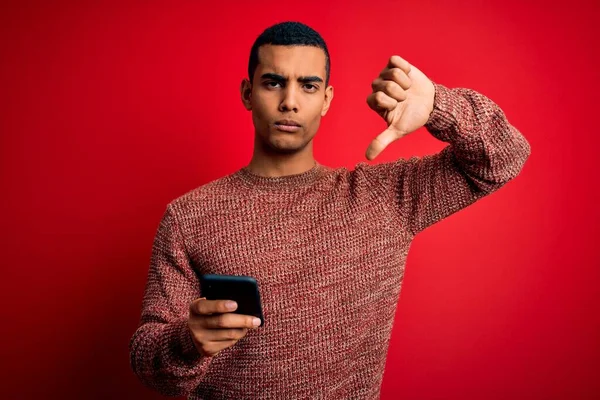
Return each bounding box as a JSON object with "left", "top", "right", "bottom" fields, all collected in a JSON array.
[
  {"left": 195, "top": 314, "right": 208, "bottom": 328},
  {"left": 385, "top": 81, "right": 395, "bottom": 91},
  {"left": 367, "top": 97, "right": 378, "bottom": 111},
  {"left": 216, "top": 315, "right": 228, "bottom": 328},
  {"left": 189, "top": 328, "right": 200, "bottom": 343},
  {"left": 195, "top": 298, "right": 207, "bottom": 314},
  {"left": 223, "top": 330, "right": 234, "bottom": 340},
  {"left": 202, "top": 315, "right": 215, "bottom": 328},
  {"left": 188, "top": 315, "right": 200, "bottom": 331},
  {"left": 375, "top": 91, "right": 387, "bottom": 103},
  {"left": 371, "top": 78, "right": 380, "bottom": 91}
]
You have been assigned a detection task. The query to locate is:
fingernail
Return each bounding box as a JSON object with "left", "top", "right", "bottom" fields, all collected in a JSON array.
[
  {"left": 252, "top": 318, "right": 261, "bottom": 327},
  {"left": 226, "top": 301, "right": 237, "bottom": 310}
]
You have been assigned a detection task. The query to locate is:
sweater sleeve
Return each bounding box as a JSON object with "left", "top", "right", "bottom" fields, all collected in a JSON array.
[
  {"left": 129, "top": 204, "right": 213, "bottom": 396},
  {"left": 357, "top": 82, "right": 531, "bottom": 236}
]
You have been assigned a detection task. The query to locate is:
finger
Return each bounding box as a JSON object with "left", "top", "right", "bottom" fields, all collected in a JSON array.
[
  {"left": 365, "top": 128, "right": 401, "bottom": 161},
  {"left": 386, "top": 55, "right": 411, "bottom": 75},
  {"left": 371, "top": 78, "right": 407, "bottom": 102},
  {"left": 204, "top": 327, "right": 249, "bottom": 342},
  {"left": 380, "top": 67, "right": 412, "bottom": 91},
  {"left": 190, "top": 298, "right": 238, "bottom": 315},
  {"left": 366, "top": 91, "right": 398, "bottom": 113},
  {"left": 202, "top": 313, "right": 262, "bottom": 329}
]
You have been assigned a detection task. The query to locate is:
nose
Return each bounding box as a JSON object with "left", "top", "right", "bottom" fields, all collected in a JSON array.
[{"left": 278, "top": 85, "right": 299, "bottom": 113}]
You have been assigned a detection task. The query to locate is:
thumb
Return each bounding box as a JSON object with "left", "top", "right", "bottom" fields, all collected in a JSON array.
[{"left": 365, "top": 128, "right": 400, "bottom": 161}]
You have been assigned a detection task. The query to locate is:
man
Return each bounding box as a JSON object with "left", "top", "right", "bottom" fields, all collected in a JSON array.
[{"left": 129, "top": 21, "right": 530, "bottom": 399}]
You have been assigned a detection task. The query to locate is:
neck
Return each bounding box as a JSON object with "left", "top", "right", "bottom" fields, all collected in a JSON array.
[{"left": 246, "top": 140, "right": 317, "bottom": 178}]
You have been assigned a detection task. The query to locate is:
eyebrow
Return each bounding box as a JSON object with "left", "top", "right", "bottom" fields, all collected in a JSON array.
[{"left": 260, "top": 73, "right": 324, "bottom": 84}]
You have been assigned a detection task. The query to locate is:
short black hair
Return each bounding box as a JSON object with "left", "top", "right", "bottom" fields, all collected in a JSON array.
[{"left": 248, "top": 21, "right": 331, "bottom": 87}]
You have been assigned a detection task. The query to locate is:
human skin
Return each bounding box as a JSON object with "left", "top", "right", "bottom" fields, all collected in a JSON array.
[
  {"left": 188, "top": 298, "right": 261, "bottom": 357},
  {"left": 188, "top": 49, "right": 435, "bottom": 357},
  {"left": 239, "top": 44, "right": 334, "bottom": 177},
  {"left": 188, "top": 44, "right": 336, "bottom": 357}
]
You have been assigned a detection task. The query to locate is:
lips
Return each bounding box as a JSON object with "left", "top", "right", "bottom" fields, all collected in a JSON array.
[
  {"left": 275, "top": 119, "right": 301, "bottom": 127},
  {"left": 274, "top": 119, "right": 301, "bottom": 133}
]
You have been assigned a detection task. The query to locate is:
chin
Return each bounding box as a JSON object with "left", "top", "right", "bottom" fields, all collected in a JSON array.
[
  {"left": 263, "top": 136, "right": 307, "bottom": 154},
  {"left": 269, "top": 141, "right": 305, "bottom": 153}
]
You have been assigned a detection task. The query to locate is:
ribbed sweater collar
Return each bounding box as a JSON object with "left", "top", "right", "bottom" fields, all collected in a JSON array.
[{"left": 235, "top": 161, "right": 326, "bottom": 191}]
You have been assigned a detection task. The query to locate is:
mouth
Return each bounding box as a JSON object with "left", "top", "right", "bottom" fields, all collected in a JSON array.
[{"left": 274, "top": 119, "right": 301, "bottom": 133}]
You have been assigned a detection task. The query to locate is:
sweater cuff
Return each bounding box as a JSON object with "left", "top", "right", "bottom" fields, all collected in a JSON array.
[
  {"left": 173, "top": 318, "right": 204, "bottom": 362},
  {"left": 424, "top": 81, "right": 473, "bottom": 145}
]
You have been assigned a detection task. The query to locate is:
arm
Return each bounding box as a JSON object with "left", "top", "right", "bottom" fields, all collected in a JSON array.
[
  {"left": 129, "top": 205, "right": 212, "bottom": 396},
  {"left": 361, "top": 82, "right": 531, "bottom": 236}
]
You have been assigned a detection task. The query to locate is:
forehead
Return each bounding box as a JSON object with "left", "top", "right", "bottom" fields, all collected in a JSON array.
[{"left": 256, "top": 44, "right": 326, "bottom": 78}]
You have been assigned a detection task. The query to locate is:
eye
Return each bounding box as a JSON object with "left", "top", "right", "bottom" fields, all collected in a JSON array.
[
  {"left": 304, "top": 84, "right": 318, "bottom": 92},
  {"left": 265, "top": 81, "right": 281, "bottom": 88}
]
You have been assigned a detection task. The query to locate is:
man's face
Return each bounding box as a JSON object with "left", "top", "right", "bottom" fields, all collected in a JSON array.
[{"left": 241, "top": 44, "right": 333, "bottom": 155}]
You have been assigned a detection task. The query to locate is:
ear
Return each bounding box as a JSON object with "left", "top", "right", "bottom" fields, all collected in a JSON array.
[
  {"left": 321, "top": 85, "right": 334, "bottom": 117},
  {"left": 240, "top": 78, "right": 252, "bottom": 111}
]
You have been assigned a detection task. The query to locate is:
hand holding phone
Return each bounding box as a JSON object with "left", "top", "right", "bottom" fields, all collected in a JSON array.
[
  {"left": 199, "top": 274, "right": 264, "bottom": 325},
  {"left": 188, "top": 298, "right": 261, "bottom": 357}
]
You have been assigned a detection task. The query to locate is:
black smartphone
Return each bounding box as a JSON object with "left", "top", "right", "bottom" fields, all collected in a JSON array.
[{"left": 199, "top": 274, "right": 264, "bottom": 327}]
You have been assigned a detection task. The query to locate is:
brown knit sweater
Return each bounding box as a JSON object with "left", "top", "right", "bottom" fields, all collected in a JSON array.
[{"left": 129, "top": 82, "right": 531, "bottom": 399}]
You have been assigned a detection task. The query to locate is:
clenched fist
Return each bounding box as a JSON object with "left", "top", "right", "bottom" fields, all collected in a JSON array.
[{"left": 365, "top": 55, "right": 435, "bottom": 160}]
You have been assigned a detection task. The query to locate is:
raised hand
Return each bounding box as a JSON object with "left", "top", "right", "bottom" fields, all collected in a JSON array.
[{"left": 365, "top": 55, "right": 435, "bottom": 160}]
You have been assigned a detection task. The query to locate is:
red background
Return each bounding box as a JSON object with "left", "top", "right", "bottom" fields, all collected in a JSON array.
[{"left": 1, "top": 1, "right": 599, "bottom": 399}]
